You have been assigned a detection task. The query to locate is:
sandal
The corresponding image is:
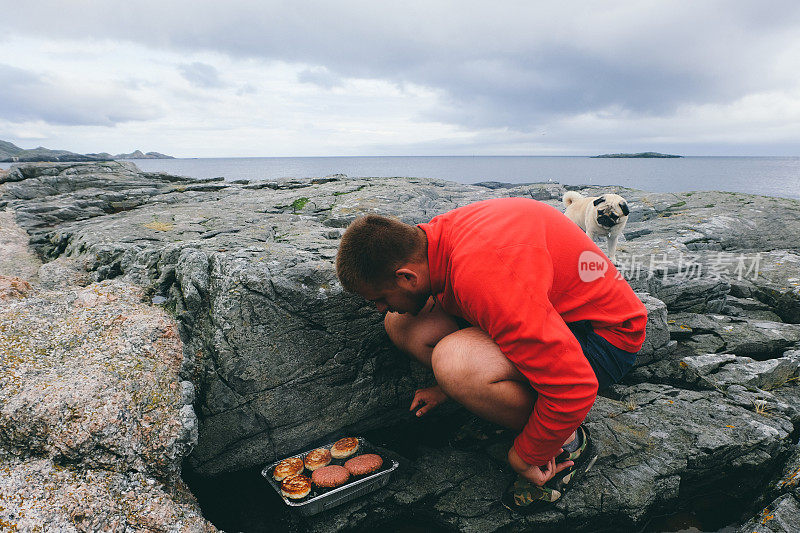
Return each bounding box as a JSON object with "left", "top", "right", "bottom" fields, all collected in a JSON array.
[
  {"left": 501, "top": 425, "right": 599, "bottom": 514},
  {"left": 551, "top": 424, "right": 598, "bottom": 491},
  {"left": 501, "top": 475, "right": 562, "bottom": 514}
]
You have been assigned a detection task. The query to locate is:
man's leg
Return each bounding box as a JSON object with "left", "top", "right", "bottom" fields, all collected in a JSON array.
[
  {"left": 430, "top": 327, "right": 536, "bottom": 431},
  {"left": 422, "top": 325, "right": 592, "bottom": 511},
  {"left": 387, "top": 308, "right": 576, "bottom": 445}
]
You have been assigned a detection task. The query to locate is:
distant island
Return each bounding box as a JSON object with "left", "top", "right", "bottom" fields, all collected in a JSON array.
[
  {"left": 0, "top": 140, "right": 173, "bottom": 163},
  {"left": 592, "top": 152, "right": 682, "bottom": 158},
  {"left": 86, "top": 150, "right": 174, "bottom": 160}
]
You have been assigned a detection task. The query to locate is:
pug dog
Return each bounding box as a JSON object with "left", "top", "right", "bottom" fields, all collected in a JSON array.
[{"left": 563, "top": 191, "right": 630, "bottom": 262}]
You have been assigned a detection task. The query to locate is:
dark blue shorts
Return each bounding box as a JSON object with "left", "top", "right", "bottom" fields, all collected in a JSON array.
[{"left": 566, "top": 320, "right": 638, "bottom": 390}]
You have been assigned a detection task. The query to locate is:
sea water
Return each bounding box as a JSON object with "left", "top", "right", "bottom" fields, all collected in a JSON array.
[
  {"left": 128, "top": 156, "right": 800, "bottom": 200},
  {"left": 3, "top": 156, "right": 798, "bottom": 199}
]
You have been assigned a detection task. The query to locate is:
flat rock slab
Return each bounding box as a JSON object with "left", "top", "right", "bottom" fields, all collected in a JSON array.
[
  {"left": 0, "top": 209, "right": 40, "bottom": 281},
  {"left": 668, "top": 312, "right": 800, "bottom": 359}
]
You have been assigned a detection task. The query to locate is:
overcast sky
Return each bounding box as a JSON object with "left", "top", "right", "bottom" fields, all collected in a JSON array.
[{"left": 2, "top": 1, "right": 800, "bottom": 157}]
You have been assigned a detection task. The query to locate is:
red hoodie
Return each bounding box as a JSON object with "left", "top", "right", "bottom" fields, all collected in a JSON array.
[{"left": 418, "top": 197, "right": 647, "bottom": 465}]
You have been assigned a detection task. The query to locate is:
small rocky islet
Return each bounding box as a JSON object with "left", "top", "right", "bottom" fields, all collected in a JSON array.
[
  {"left": 592, "top": 152, "right": 683, "bottom": 158},
  {"left": 0, "top": 161, "right": 798, "bottom": 532}
]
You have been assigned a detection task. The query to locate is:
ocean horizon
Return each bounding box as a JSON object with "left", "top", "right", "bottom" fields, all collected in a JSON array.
[{"left": 3, "top": 155, "right": 799, "bottom": 200}]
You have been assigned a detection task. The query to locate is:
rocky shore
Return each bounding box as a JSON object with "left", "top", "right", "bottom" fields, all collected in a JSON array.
[{"left": 1, "top": 161, "right": 798, "bottom": 532}]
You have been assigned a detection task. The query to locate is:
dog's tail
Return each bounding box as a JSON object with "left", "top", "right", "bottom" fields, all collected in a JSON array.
[{"left": 563, "top": 191, "right": 583, "bottom": 208}]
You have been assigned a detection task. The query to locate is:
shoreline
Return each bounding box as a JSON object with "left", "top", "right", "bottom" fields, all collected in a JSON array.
[
  {"left": 4, "top": 157, "right": 800, "bottom": 201},
  {"left": 100, "top": 156, "right": 800, "bottom": 201},
  {"left": 2, "top": 162, "right": 799, "bottom": 532}
]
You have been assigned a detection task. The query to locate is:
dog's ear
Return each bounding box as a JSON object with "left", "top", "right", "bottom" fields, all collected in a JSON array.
[
  {"left": 593, "top": 196, "right": 605, "bottom": 206},
  {"left": 621, "top": 202, "right": 629, "bottom": 216}
]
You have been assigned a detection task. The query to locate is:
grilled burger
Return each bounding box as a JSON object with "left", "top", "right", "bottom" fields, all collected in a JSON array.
[
  {"left": 304, "top": 448, "right": 332, "bottom": 471},
  {"left": 272, "top": 457, "right": 304, "bottom": 481},
  {"left": 280, "top": 474, "right": 312, "bottom": 499},
  {"left": 330, "top": 437, "right": 359, "bottom": 459}
]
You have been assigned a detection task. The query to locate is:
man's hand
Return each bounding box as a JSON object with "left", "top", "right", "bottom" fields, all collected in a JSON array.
[
  {"left": 508, "top": 446, "right": 573, "bottom": 486},
  {"left": 409, "top": 385, "right": 448, "bottom": 417}
]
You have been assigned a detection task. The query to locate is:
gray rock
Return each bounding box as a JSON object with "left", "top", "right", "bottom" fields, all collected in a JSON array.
[
  {"left": 736, "top": 493, "right": 800, "bottom": 533},
  {"left": 4, "top": 163, "right": 800, "bottom": 532},
  {"left": 627, "top": 270, "right": 731, "bottom": 314},
  {"left": 0, "top": 280, "right": 197, "bottom": 484},
  {"left": 681, "top": 351, "right": 800, "bottom": 390},
  {"left": 724, "top": 295, "right": 784, "bottom": 322},
  {"left": 0, "top": 161, "right": 196, "bottom": 254},
  {"left": 634, "top": 292, "right": 671, "bottom": 365},
  {"left": 305, "top": 383, "right": 795, "bottom": 533},
  {"left": 668, "top": 312, "right": 800, "bottom": 359},
  {"left": 750, "top": 251, "right": 800, "bottom": 324},
  {"left": 0, "top": 454, "right": 215, "bottom": 532}
]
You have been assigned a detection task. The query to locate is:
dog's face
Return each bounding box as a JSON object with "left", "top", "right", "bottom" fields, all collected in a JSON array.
[{"left": 592, "top": 194, "right": 629, "bottom": 228}]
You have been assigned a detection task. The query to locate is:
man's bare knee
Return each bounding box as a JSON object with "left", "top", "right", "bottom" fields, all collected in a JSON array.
[
  {"left": 384, "top": 312, "right": 407, "bottom": 348},
  {"left": 385, "top": 306, "right": 460, "bottom": 368},
  {"left": 384, "top": 312, "right": 418, "bottom": 359}
]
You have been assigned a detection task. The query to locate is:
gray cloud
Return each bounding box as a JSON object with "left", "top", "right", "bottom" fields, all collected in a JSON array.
[
  {"left": 179, "top": 61, "right": 225, "bottom": 88},
  {"left": 236, "top": 83, "right": 258, "bottom": 96},
  {"left": 0, "top": 63, "right": 158, "bottom": 126},
  {"left": 4, "top": 1, "right": 800, "bottom": 139},
  {"left": 297, "top": 67, "right": 342, "bottom": 89}
]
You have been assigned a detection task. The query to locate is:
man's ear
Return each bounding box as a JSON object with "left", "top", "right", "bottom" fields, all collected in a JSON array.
[{"left": 394, "top": 267, "right": 419, "bottom": 288}]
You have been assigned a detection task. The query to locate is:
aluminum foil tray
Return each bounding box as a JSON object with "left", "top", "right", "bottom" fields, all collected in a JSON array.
[{"left": 261, "top": 437, "right": 399, "bottom": 517}]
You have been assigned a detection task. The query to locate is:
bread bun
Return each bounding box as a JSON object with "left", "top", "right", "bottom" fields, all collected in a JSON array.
[
  {"left": 330, "top": 437, "right": 359, "bottom": 459},
  {"left": 280, "top": 475, "right": 312, "bottom": 499},
  {"left": 311, "top": 465, "right": 350, "bottom": 488},
  {"left": 344, "top": 454, "right": 383, "bottom": 476},
  {"left": 273, "top": 457, "right": 304, "bottom": 481},
  {"left": 304, "top": 448, "right": 332, "bottom": 471}
]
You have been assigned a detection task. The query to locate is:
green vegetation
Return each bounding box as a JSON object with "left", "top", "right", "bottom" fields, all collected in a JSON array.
[
  {"left": 333, "top": 185, "right": 367, "bottom": 196},
  {"left": 290, "top": 197, "right": 310, "bottom": 212}
]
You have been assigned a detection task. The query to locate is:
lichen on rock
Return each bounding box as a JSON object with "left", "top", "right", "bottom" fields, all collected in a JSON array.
[{"left": 0, "top": 238, "right": 214, "bottom": 530}]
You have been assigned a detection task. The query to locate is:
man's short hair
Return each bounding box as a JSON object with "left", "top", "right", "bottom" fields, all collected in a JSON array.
[{"left": 336, "top": 214, "right": 425, "bottom": 292}]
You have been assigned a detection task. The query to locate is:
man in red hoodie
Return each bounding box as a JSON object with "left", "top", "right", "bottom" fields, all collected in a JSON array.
[{"left": 336, "top": 197, "right": 647, "bottom": 511}]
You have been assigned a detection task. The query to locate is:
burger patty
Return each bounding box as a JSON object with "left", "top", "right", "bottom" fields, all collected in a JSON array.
[
  {"left": 344, "top": 454, "right": 383, "bottom": 476},
  {"left": 280, "top": 475, "right": 312, "bottom": 499},
  {"left": 304, "top": 448, "right": 332, "bottom": 471},
  {"left": 311, "top": 465, "right": 350, "bottom": 488},
  {"left": 273, "top": 457, "right": 304, "bottom": 481},
  {"left": 331, "top": 437, "right": 359, "bottom": 459}
]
